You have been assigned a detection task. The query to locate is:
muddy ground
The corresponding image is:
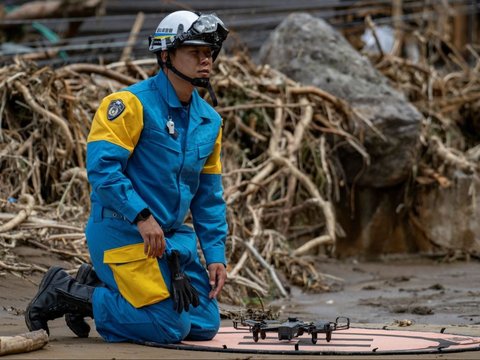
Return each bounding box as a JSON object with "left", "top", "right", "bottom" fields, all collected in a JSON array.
[
  {"left": 274, "top": 255, "right": 480, "bottom": 327},
  {"left": 1, "top": 248, "right": 479, "bottom": 359}
]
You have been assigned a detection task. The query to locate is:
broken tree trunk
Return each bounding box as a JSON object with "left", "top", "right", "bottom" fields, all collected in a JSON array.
[{"left": 0, "top": 330, "right": 48, "bottom": 356}]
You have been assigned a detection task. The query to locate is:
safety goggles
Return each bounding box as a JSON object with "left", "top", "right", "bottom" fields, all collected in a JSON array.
[
  {"left": 175, "top": 14, "right": 229, "bottom": 46},
  {"left": 191, "top": 14, "right": 226, "bottom": 34}
]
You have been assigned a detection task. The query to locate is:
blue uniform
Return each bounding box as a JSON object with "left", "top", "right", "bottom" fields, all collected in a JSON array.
[{"left": 85, "top": 70, "right": 227, "bottom": 344}]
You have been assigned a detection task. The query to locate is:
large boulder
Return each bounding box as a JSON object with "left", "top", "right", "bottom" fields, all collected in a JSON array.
[{"left": 259, "top": 13, "right": 422, "bottom": 188}]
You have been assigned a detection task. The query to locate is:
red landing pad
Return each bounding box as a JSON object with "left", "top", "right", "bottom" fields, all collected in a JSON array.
[{"left": 148, "top": 326, "right": 480, "bottom": 355}]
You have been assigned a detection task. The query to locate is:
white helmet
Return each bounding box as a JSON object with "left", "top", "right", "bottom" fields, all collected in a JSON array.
[{"left": 148, "top": 10, "right": 228, "bottom": 61}]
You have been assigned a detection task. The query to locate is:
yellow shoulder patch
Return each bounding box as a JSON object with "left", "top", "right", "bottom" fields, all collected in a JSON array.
[{"left": 88, "top": 91, "right": 144, "bottom": 154}]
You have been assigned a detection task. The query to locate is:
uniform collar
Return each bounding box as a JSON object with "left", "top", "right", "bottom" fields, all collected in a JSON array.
[
  {"left": 154, "top": 70, "right": 181, "bottom": 108},
  {"left": 154, "top": 70, "right": 214, "bottom": 120}
]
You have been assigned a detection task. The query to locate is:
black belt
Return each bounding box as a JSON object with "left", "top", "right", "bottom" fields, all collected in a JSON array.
[{"left": 101, "top": 208, "right": 176, "bottom": 236}]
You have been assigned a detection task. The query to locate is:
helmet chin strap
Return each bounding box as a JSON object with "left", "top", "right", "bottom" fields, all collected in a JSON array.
[{"left": 162, "top": 54, "right": 219, "bottom": 106}]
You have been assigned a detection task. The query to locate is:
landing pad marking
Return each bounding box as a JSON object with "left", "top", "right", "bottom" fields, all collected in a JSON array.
[{"left": 147, "top": 326, "right": 480, "bottom": 355}]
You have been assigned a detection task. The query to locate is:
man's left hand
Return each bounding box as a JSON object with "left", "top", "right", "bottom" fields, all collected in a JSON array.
[{"left": 207, "top": 263, "right": 226, "bottom": 299}]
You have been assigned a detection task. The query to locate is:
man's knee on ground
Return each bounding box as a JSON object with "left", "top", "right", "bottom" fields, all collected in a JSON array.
[
  {"left": 161, "top": 319, "right": 191, "bottom": 343},
  {"left": 186, "top": 313, "right": 220, "bottom": 341}
]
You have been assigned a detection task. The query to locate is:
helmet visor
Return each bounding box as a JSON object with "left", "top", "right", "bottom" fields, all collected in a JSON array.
[{"left": 192, "top": 14, "right": 225, "bottom": 34}]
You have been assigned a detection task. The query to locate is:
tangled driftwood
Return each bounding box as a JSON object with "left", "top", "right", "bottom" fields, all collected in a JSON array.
[
  {"left": 366, "top": 27, "right": 480, "bottom": 181},
  {"left": 214, "top": 55, "right": 376, "bottom": 300},
  {"left": 1, "top": 27, "right": 479, "bottom": 302},
  {"left": 1, "top": 53, "right": 369, "bottom": 302}
]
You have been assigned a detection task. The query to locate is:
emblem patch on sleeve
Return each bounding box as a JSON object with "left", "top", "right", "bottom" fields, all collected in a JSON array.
[{"left": 107, "top": 99, "right": 125, "bottom": 121}]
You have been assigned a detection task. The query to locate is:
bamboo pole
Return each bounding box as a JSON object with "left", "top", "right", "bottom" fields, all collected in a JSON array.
[
  {"left": 391, "top": 0, "right": 403, "bottom": 56},
  {"left": 120, "top": 12, "right": 145, "bottom": 62},
  {"left": 392, "top": 0, "right": 403, "bottom": 30}
]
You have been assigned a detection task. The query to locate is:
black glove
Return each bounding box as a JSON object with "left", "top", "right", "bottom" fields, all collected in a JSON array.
[{"left": 167, "top": 250, "right": 200, "bottom": 313}]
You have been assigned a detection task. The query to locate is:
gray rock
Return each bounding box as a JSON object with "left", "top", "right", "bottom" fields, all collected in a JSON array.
[
  {"left": 416, "top": 172, "right": 480, "bottom": 254},
  {"left": 259, "top": 13, "right": 422, "bottom": 187}
]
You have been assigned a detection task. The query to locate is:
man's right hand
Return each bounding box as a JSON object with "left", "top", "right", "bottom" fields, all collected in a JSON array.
[{"left": 137, "top": 216, "right": 165, "bottom": 258}]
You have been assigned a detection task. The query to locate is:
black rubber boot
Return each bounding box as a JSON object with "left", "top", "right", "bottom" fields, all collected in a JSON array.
[
  {"left": 25, "top": 266, "right": 94, "bottom": 335},
  {"left": 65, "top": 264, "right": 103, "bottom": 338}
]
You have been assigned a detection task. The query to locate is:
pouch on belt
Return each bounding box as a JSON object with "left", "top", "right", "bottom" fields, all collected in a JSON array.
[{"left": 104, "top": 243, "right": 170, "bottom": 308}]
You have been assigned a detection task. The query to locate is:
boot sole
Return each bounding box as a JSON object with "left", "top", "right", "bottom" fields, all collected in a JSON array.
[{"left": 25, "top": 266, "right": 64, "bottom": 332}]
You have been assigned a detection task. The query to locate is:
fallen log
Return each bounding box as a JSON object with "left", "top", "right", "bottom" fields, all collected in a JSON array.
[{"left": 0, "top": 330, "right": 48, "bottom": 356}]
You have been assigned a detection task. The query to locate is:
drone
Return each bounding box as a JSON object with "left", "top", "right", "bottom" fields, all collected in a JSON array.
[{"left": 233, "top": 316, "right": 350, "bottom": 344}]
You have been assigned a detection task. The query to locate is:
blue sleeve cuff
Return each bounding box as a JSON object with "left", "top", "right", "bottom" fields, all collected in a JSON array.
[
  {"left": 118, "top": 194, "right": 149, "bottom": 223},
  {"left": 204, "top": 247, "right": 226, "bottom": 266}
]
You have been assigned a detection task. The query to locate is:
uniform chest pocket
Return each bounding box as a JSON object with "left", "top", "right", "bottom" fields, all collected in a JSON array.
[
  {"left": 192, "top": 120, "right": 219, "bottom": 147},
  {"left": 144, "top": 126, "right": 181, "bottom": 154},
  {"left": 104, "top": 243, "right": 170, "bottom": 308},
  {"left": 198, "top": 141, "right": 214, "bottom": 159}
]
